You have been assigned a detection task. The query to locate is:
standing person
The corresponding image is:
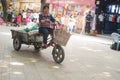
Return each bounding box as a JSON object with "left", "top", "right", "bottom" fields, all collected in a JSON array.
[
  {"left": 0, "top": 10, "right": 4, "bottom": 25},
  {"left": 51, "top": 9, "right": 56, "bottom": 18},
  {"left": 98, "top": 11, "right": 104, "bottom": 34},
  {"left": 22, "top": 10, "right": 27, "bottom": 25},
  {"left": 30, "top": 10, "right": 34, "bottom": 22},
  {"left": 33, "top": 11, "right": 39, "bottom": 22},
  {"left": 6, "top": 7, "right": 13, "bottom": 26},
  {"left": 7, "top": 12, "right": 13, "bottom": 26},
  {"left": 39, "top": 5, "right": 56, "bottom": 48},
  {"left": 75, "top": 13, "right": 82, "bottom": 33},
  {"left": 85, "top": 11, "right": 93, "bottom": 34},
  {"left": 16, "top": 13, "right": 21, "bottom": 27},
  {"left": 26, "top": 12, "right": 31, "bottom": 25},
  {"left": 60, "top": 15, "right": 65, "bottom": 28},
  {"left": 0, "top": 10, "right": 3, "bottom": 18},
  {"left": 68, "top": 15, "right": 76, "bottom": 33}
]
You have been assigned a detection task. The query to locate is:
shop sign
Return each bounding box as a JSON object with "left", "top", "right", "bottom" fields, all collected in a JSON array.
[
  {"left": 20, "top": 0, "right": 40, "bottom": 2},
  {"left": 77, "top": 5, "right": 81, "bottom": 12},
  {"left": 58, "top": 6, "right": 63, "bottom": 11}
]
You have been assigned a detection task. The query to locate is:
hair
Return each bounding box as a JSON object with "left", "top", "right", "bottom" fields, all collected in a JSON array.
[
  {"left": 43, "top": 5, "right": 49, "bottom": 10},
  {"left": 88, "top": 11, "right": 91, "bottom": 13},
  {"left": 70, "top": 15, "right": 74, "bottom": 18},
  {"left": 19, "top": 13, "right": 21, "bottom": 16}
]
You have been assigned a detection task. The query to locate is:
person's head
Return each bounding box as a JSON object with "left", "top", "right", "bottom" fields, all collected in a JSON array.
[
  {"left": 11, "top": 12, "right": 13, "bottom": 14},
  {"left": 101, "top": 11, "right": 103, "bottom": 14},
  {"left": 43, "top": 5, "right": 49, "bottom": 14},
  {"left": 88, "top": 11, "right": 91, "bottom": 14},
  {"left": 31, "top": 10, "right": 33, "bottom": 13},
  {"left": 18, "top": 13, "right": 21, "bottom": 16},
  {"left": 22, "top": 10, "right": 24, "bottom": 12},
  {"left": 70, "top": 15, "right": 74, "bottom": 18}
]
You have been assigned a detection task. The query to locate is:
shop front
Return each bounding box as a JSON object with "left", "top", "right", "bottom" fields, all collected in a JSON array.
[
  {"left": 46, "top": 0, "right": 95, "bottom": 33},
  {"left": 104, "top": 4, "right": 120, "bottom": 34},
  {"left": 19, "top": 0, "right": 41, "bottom": 12},
  {"left": 46, "top": 0, "right": 95, "bottom": 16},
  {"left": 95, "top": 0, "right": 120, "bottom": 34},
  {"left": 2, "top": 0, "right": 41, "bottom": 12}
]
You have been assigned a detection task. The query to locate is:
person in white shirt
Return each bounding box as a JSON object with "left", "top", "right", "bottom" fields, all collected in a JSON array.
[
  {"left": 117, "top": 16, "right": 120, "bottom": 23},
  {"left": 98, "top": 14, "right": 104, "bottom": 22},
  {"left": 61, "top": 16, "right": 65, "bottom": 25},
  {"left": 22, "top": 10, "right": 27, "bottom": 25},
  {"left": 33, "top": 12, "right": 39, "bottom": 22},
  {"left": 68, "top": 15, "right": 76, "bottom": 33},
  {"left": 98, "top": 11, "right": 104, "bottom": 34}
]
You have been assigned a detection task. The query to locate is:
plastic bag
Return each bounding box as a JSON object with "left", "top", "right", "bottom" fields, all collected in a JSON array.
[{"left": 23, "top": 24, "right": 39, "bottom": 32}]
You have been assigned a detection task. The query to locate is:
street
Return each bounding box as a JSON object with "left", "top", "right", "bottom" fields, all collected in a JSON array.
[{"left": 0, "top": 26, "right": 120, "bottom": 80}]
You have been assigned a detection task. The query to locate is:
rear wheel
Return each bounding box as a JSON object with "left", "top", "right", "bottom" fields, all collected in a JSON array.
[
  {"left": 52, "top": 44, "right": 65, "bottom": 64},
  {"left": 13, "top": 37, "right": 21, "bottom": 51}
]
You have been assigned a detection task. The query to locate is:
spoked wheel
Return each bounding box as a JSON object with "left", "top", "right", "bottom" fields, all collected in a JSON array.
[
  {"left": 13, "top": 37, "right": 21, "bottom": 51},
  {"left": 52, "top": 44, "right": 65, "bottom": 64},
  {"left": 34, "top": 43, "right": 41, "bottom": 50}
]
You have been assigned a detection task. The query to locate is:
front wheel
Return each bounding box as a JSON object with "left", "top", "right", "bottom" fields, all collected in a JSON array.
[
  {"left": 13, "top": 37, "right": 21, "bottom": 51},
  {"left": 52, "top": 44, "right": 65, "bottom": 64}
]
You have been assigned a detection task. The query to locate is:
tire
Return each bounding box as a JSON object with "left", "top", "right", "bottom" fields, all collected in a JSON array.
[
  {"left": 34, "top": 43, "right": 41, "bottom": 50},
  {"left": 52, "top": 44, "right": 65, "bottom": 64},
  {"left": 110, "top": 43, "right": 120, "bottom": 50},
  {"left": 13, "top": 37, "right": 21, "bottom": 51}
]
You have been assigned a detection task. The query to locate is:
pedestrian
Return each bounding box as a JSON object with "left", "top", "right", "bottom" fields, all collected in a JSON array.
[
  {"left": 0, "top": 17, "right": 4, "bottom": 25},
  {"left": 0, "top": 9, "right": 4, "bottom": 25},
  {"left": 33, "top": 11, "right": 39, "bottom": 23},
  {"left": 15, "top": 13, "right": 21, "bottom": 27},
  {"left": 0, "top": 10, "right": 3, "bottom": 18},
  {"left": 22, "top": 10, "right": 27, "bottom": 25},
  {"left": 85, "top": 11, "right": 93, "bottom": 34},
  {"left": 30, "top": 10, "right": 34, "bottom": 22},
  {"left": 60, "top": 15, "right": 65, "bottom": 29},
  {"left": 7, "top": 12, "right": 13, "bottom": 26},
  {"left": 68, "top": 15, "right": 76, "bottom": 33},
  {"left": 98, "top": 11, "right": 104, "bottom": 34},
  {"left": 26, "top": 12, "right": 31, "bottom": 25}
]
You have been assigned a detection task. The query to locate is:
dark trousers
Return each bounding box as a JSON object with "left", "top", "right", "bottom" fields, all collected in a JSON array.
[
  {"left": 85, "top": 22, "right": 91, "bottom": 33},
  {"left": 39, "top": 27, "right": 53, "bottom": 44},
  {"left": 99, "top": 22, "right": 104, "bottom": 34}
]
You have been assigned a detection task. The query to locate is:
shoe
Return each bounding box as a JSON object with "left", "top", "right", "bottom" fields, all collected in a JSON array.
[
  {"left": 50, "top": 43, "right": 55, "bottom": 47},
  {"left": 42, "top": 44, "right": 48, "bottom": 48}
]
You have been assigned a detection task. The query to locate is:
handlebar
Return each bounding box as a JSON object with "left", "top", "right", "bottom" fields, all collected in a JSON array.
[{"left": 50, "top": 21, "right": 61, "bottom": 29}]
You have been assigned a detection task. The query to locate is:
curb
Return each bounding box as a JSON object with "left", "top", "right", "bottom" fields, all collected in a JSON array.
[{"left": 96, "top": 34, "right": 112, "bottom": 40}]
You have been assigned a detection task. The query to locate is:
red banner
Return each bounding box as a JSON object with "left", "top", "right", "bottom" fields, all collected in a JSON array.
[{"left": 46, "top": 0, "right": 95, "bottom": 7}]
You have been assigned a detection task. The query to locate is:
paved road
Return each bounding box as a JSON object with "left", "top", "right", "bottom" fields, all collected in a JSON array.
[{"left": 0, "top": 26, "right": 120, "bottom": 80}]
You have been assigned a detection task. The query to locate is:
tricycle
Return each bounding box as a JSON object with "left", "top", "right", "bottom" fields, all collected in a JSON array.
[{"left": 11, "top": 24, "right": 65, "bottom": 64}]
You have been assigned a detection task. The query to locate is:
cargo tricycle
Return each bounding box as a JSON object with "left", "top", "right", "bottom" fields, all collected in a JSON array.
[{"left": 11, "top": 24, "right": 65, "bottom": 64}]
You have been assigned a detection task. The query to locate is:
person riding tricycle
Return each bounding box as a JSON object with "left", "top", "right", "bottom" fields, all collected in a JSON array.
[
  {"left": 11, "top": 5, "right": 65, "bottom": 64},
  {"left": 39, "top": 5, "right": 60, "bottom": 48}
]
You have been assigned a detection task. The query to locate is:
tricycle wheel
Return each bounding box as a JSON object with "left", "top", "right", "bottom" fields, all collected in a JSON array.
[
  {"left": 52, "top": 44, "right": 65, "bottom": 64},
  {"left": 34, "top": 43, "right": 41, "bottom": 50},
  {"left": 13, "top": 37, "right": 21, "bottom": 51}
]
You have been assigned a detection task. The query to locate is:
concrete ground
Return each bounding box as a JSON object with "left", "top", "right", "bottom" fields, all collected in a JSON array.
[{"left": 0, "top": 25, "right": 120, "bottom": 80}]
